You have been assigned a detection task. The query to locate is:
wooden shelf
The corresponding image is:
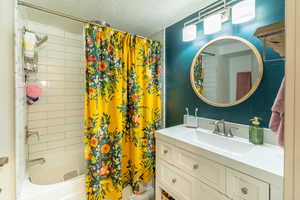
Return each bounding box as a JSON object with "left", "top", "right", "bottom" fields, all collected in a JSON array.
[{"left": 255, "top": 21, "right": 285, "bottom": 57}]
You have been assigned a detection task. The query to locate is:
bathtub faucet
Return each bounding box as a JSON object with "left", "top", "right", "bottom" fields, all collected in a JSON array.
[{"left": 27, "top": 158, "right": 46, "bottom": 167}]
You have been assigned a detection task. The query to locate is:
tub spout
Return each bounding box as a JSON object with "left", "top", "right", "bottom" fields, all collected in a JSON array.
[{"left": 27, "top": 158, "right": 46, "bottom": 167}]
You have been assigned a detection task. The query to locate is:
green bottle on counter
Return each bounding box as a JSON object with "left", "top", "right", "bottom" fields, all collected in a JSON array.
[{"left": 249, "top": 117, "right": 264, "bottom": 145}]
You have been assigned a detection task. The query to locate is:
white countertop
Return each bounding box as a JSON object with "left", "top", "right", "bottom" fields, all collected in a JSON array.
[{"left": 156, "top": 125, "right": 284, "bottom": 186}]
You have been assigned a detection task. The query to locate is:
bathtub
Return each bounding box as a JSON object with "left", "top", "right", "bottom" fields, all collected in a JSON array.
[
  {"left": 20, "top": 175, "right": 86, "bottom": 200},
  {"left": 20, "top": 174, "right": 154, "bottom": 200}
]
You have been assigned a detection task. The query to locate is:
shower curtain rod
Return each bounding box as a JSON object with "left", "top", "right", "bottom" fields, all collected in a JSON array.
[{"left": 17, "top": 0, "right": 148, "bottom": 39}]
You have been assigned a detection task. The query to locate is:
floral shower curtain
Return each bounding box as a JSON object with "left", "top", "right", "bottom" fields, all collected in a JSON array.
[{"left": 84, "top": 24, "right": 161, "bottom": 200}]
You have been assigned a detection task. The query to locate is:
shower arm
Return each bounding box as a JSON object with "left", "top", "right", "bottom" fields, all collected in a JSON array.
[{"left": 18, "top": 0, "right": 148, "bottom": 39}]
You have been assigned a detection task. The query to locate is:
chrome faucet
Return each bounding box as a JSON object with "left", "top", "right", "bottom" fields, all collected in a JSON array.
[
  {"left": 212, "top": 119, "right": 226, "bottom": 135},
  {"left": 210, "top": 120, "right": 238, "bottom": 137}
]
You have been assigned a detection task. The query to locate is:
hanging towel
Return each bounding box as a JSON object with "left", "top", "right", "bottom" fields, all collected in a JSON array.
[
  {"left": 269, "top": 78, "right": 285, "bottom": 147},
  {"left": 236, "top": 72, "right": 252, "bottom": 100},
  {"left": 23, "top": 31, "right": 37, "bottom": 59}
]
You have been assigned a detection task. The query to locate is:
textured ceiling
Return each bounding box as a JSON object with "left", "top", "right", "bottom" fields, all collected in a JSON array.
[{"left": 21, "top": 0, "right": 217, "bottom": 36}]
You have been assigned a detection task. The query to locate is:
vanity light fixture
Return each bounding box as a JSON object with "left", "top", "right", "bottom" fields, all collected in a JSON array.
[
  {"left": 182, "top": 0, "right": 256, "bottom": 40},
  {"left": 232, "top": 0, "right": 256, "bottom": 24},
  {"left": 203, "top": 13, "right": 222, "bottom": 35},
  {"left": 182, "top": 24, "right": 197, "bottom": 42}
]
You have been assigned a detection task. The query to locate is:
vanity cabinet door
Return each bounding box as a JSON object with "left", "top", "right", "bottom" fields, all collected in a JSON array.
[
  {"left": 193, "top": 179, "right": 231, "bottom": 200},
  {"left": 176, "top": 147, "right": 226, "bottom": 193},
  {"left": 157, "top": 160, "right": 193, "bottom": 200},
  {"left": 226, "top": 169, "right": 270, "bottom": 200}
]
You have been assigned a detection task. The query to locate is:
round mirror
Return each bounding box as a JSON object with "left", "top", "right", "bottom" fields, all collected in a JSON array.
[{"left": 190, "top": 36, "right": 263, "bottom": 107}]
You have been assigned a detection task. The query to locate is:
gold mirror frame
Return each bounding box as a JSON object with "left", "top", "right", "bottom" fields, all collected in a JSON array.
[{"left": 190, "top": 36, "right": 264, "bottom": 107}]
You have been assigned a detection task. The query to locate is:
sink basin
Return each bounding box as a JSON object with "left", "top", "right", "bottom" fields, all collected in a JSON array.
[{"left": 193, "top": 128, "right": 255, "bottom": 155}]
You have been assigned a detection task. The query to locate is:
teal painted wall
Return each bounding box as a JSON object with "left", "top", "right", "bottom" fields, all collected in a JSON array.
[{"left": 165, "top": 0, "right": 285, "bottom": 128}]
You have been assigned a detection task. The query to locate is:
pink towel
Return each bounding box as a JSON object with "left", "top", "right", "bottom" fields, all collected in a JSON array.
[{"left": 269, "top": 78, "right": 285, "bottom": 147}]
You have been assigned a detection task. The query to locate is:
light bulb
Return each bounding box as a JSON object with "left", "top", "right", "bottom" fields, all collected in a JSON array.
[
  {"left": 203, "top": 13, "right": 222, "bottom": 35},
  {"left": 232, "top": 0, "right": 256, "bottom": 24},
  {"left": 182, "top": 24, "right": 197, "bottom": 42}
]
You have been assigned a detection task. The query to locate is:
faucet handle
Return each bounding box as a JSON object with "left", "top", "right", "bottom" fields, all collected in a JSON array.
[
  {"left": 209, "top": 120, "right": 217, "bottom": 125},
  {"left": 209, "top": 120, "right": 219, "bottom": 134},
  {"left": 228, "top": 127, "right": 238, "bottom": 137},
  {"left": 26, "top": 126, "right": 40, "bottom": 142}
]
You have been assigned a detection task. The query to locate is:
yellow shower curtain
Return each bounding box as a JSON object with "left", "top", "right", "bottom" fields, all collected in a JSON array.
[{"left": 84, "top": 24, "right": 161, "bottom": 200}]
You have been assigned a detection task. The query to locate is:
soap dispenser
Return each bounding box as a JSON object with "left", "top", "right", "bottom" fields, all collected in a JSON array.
[{"left": 249, "top": 117, "right": 264, "bottom": 145}]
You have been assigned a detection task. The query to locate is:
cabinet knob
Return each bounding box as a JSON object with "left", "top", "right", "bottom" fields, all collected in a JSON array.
[
  {"left": 241, "top": 187, "right": 248, "bottom": 195},
  {"left": 193, "top": 164, "right": 199, "bottom": 170},
  {"left": 171, "top": 178, "right": 176, "bottom": 184},
  {"left": 163, "top": 149, "right": 168, "bottom": 154}
]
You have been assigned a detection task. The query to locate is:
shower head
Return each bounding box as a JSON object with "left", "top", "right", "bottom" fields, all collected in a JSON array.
[{"left": 36, "top": 35, "right": 48, "bottom": 47}]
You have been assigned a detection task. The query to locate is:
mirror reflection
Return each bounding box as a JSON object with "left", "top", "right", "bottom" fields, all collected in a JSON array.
[{"left": 191, "top": 37, "right": 263, "bottom": 107}]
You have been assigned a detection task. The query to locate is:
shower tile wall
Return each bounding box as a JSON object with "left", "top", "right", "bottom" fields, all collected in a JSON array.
[{"left": 26, "top": 21, "right": 85, "bottom": 184}]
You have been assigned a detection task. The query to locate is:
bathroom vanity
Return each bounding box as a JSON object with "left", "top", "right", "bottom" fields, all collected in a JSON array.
[{"left": 155, "top": 125, "right": 283, "bottom": 200}]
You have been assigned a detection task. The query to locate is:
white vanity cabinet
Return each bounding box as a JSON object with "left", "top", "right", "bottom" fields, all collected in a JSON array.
[
  {"left": 156, "top": 140, "right": 273, "bottom": 200},
  {"left": 226, "top": 169, "right": 269, "bottom": 200}
]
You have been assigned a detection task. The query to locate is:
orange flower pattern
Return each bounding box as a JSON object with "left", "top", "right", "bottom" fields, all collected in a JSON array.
[{"left": 101, "top": 144, "right": 110, "bottom": 154}]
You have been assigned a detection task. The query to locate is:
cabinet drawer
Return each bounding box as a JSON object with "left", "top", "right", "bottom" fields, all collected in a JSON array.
[
  {"left": 158, "top": 161, "right": 193, "bottom": 200},
  {"left": 157, "top": 141, "right": 226, "bottom": 193},
  {"left": 157, "top": 141, "right": 175, "bottom": 162},
  {"left": 227, "top": 169, "right": 269, "bottom": 200},
  {"left": 176, "top": 148, "right": 226, "bottom": 193}
]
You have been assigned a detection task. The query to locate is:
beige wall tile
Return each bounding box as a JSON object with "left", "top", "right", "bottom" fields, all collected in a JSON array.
[
  {"left": 28, "top": 112, "right": 47, "bottom": 121},
  {"left": 48, "top": 73, "right": 64, "bottom": 81},
  {"left": 64, "top": 88, "right": 83, "bottom": 96},
  {"left": 47, "top": 96, "right": 65, "bottom": 104},
  {"left": 64, "top": 96, "right": 84, "bottom": 103},
  {"left": 65, "top": 103, "right": 83, "bottom": 110},
  {"left": 47, "top": 111, "right": 65, "bottom": 119},
  {"left": 47, "top": 58, "right": 65, "bottom": 66},
  {"left": 64, "top": 38, "right": 82, "bottom": 47},
  {"left": 29, "top": 143, "right": 47, "bottom": 153},
  {"left": 47, "top": 35, "right": 65, "bottom": 45},
  {"left": 47, "top": 125, "right": 65, "bottom": 134},
  {"left": 45, "top": 88, "right": 65, "bottom": 96},
  {"left": 47, "top": 81, "right": 65, "bottom": 88},
  {"left": 27, "top": 25, "right": 85, "bottom": 176},
  {"left": 48, "top": 66, "right": 65, "bottom": 74}
]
